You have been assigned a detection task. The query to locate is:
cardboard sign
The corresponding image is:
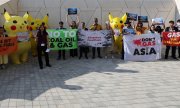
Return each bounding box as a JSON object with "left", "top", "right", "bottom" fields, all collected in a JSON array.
[
  {"left": 138, "top": 16, "right": 148, "bottom": 23},
  {"left": 152, "top": 18, "right": 164, "bottom": 24},
  {"left": 68, "top": 8, "right": 77, "bottom": 15},
  {"left": 126, "top": 13, "right": 138, "bottom": 21}
]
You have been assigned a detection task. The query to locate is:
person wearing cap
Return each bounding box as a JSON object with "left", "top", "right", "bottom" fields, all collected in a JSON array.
[
  {"left": 165, "top": 20, "right": 178, "bottom": 59},
  {"left": 176, "top": 19, "right": 180, "bottom": 58},
  {"left": 135, "top": 21, "right": 150, "bottom": 35},
  {"left": 121, "top": 20, "right": 136, "bottom": 59}
]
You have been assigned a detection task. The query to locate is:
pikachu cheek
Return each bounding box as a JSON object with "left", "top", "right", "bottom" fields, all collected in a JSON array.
[{"left": 11, "top": 25, "right": 16, "bottom": 31}]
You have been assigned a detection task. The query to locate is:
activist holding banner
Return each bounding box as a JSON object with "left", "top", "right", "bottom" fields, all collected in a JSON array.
[
  {"left": 109, "top": 13, "right": 127, "bottom": 55},
  {"left": 0, "top": 27, "right": 8, "bottom": 69},
  {"left": 79, "top": 22, "right": 89, "bottom": 59},
  {"left": 3, "top": 9, "right": 31, "bottom": 64},
  {"left": 122, "top": 20, "right": 136, "bottom": 59},
  {"left": 66, "top": 14, "right": 79, "bottom": 57},
  {"left": 36, "top": 25, "right": 51, "bottom": 69},
  {"left": 56, "top": 21, "right": 66, "bottom": 60},
  {"left": 164, "top": 20, "right": 178, "bottom": 59},
  {"left": 90, "top": 18, "right": 103, "bottom": 59}
]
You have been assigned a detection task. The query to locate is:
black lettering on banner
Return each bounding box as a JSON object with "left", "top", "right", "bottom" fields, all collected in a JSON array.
[{"left": 133, "top": 47, "right": 157, "bottom": 55}]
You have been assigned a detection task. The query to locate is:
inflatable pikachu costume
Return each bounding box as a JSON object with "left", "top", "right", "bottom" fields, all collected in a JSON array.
[
  {"left": 24, "top": 12, "right": 49, "bottom": 57},
  {"left": 3, "top": 9, "right": 31, "bottom": 64},
  {"left": 109, "top": 13, "right": 127, "bottom": 54}
]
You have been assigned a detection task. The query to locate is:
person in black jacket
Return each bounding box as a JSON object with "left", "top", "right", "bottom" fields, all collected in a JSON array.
[
  {"left": 57, "top": 21, "right": 66, "bottom": 60},
  {"left": 165, "top": 20, "right": 178, "bottom": 59},
  {"left": 36, "top": 25, "right": 51, "bottom": 69}
]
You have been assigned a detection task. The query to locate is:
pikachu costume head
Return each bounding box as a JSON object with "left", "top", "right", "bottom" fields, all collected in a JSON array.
[
  {"left": 108, "top": 13, "right": 127, "bottom": 54},
  {"left": 24, "top": 12, "right": 49, "bottom": 31},
  {"left": 4, "top": 9, "right": 28, "bottom": 36},
  {"left": 109, "top": 13, "right": 127, "bottom": 32},
  {"left": 3, "top": 9, "right": 31, "bottom": 64}
]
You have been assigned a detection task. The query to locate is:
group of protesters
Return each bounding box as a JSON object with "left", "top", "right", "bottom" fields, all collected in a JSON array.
[{"left": 1, "top": 14, "right": 180, "bottom": 70}]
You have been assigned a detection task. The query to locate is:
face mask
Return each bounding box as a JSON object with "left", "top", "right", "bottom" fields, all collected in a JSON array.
[{"left": 177, "top": 23, "right": 180, "bottom": 26}]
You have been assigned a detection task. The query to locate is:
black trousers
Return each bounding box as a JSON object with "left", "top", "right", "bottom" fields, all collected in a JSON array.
[
  {"left": 92, "top": 47, "right": 101, "bottom": 57},
  {"left": 58, "top": 50, "right": 65, "bottom": 59},
  {"left": 121, "top": 42, "right": 124, "bottom": 59},
  {"left": 37, "top": 46, "right": 50, "bottom": 68},
  {"left": 165, "top": 46, "right": 176, "bottom": 58},
  {"left": 70, "top": 49, "right": 78, "bottom": 57},
  {"left": 79, "top": 47, "right": 88, "bottom": 58}
]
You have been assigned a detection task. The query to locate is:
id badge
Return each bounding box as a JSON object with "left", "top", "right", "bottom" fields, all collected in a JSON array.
[{"left": 41, "top": 43, "right": 45, "bottom": 46}]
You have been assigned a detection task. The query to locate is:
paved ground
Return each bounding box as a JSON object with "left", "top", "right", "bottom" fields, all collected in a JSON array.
[{"left": 0, "top": 51, "right": 180, "bottom": 108}]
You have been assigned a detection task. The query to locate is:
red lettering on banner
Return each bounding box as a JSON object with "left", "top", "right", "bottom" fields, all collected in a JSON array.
[{"left": 88, "top": 36, "right": 101, "bottom": 41}]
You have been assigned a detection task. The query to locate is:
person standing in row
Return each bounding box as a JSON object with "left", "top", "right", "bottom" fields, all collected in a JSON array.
[
  {"left": 57, "top": 21, "right": 66, "bottom": 60},
  {"left": 36, "top": 25, "right": 51, "bottom": 69},
  {"left": 90, "top": 18, "right": 102, "bottom": 59},
  {"left": 79, "top": 22, "right": 89, "bottom": 59},
  {"left": 165, "top": 20, "right": 178, "bottom": 59},
  {"left": 0, "top": 27, "right": 8, "bottom": 69},
  {"left": 66, "top": 14, "right": 79, "bottom": 57},
  {"left": 135, "top": 21, "right": 149, "bottom": 35}
]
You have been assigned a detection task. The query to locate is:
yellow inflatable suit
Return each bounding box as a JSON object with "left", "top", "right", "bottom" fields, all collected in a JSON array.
[
  {"left": 3, "top": 9, "right": 31, "bottom": 64},
  {"left": 24, "top": 12, "right": 49, "bottom": 57},
  {"left": 109, "top": 13, "right": 127, "bottom": 54}
]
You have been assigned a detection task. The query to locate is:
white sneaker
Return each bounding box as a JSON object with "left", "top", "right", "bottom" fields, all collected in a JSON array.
[{"left": 105, "top": 56, "right": 108, "bottom": 59}]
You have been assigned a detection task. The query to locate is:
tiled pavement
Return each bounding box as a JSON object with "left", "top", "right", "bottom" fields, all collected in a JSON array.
[{"left": 0, "top": 52, "right": 180, "bottom": 108}]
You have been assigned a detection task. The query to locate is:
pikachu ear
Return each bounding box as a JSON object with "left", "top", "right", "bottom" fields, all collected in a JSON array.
[
  {"left": 23, "top": 12, "right": 33, "bottom": 21},
  {"left": 42, "top": 14, "right": 49, "bottom": 24},
  {"left": 4, "top": 9, "right": 11, "bottom": 21},
  {"left": 109, "top": 13, "right": 113, "bottom": 22},
  {"left": 121, "top": 13, "right": 127, "bottom": 24}
]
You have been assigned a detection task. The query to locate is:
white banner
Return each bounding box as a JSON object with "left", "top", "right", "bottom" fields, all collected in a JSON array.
[
  {"left": 123, "top": 33, "right": 161, "bottom": 61},
  {"left": 78, "top": 30, "right": 112, "bottom": 47}
]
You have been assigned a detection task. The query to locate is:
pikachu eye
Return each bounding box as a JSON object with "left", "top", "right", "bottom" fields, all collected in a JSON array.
[
  {"left": 31, "top": 22, "right": 34, "bottom": 25},
  {"left": 120, "top": 20, "right": 123, "bottom": 23},
  {"left": 24, "top": 21, "right": 27, "bottom": 24},
  {"left": 13, "top": 20, "right": 17, "bottom": 24}
]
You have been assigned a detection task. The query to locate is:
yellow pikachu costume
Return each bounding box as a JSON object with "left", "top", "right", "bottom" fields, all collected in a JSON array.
[
  {"left": 24, "top": 13, "right": 49, "bottom": 57},
  {"left": 3, "top": 10, "right": 31, "bottom": 64},
  {"left": 109, "top": 13, "right": 127, "bottom": 54}
]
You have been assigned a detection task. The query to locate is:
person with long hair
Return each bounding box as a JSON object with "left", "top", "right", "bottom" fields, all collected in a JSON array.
[
  {"left": 135, "top": 21, "right": 149, "bottom": 35},
  {"left": 36, "top": 25, "right": 51, "bottom": 69}
]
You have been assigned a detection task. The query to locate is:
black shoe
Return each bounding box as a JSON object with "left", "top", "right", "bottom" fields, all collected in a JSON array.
[
  {"left": 79, "top": 56, "right": 82, "bottom": 59},
  {"left": 63, "top": 58, "right": 66, "bottom": 60},
  {"left": 46, "top": 64, "right": 52, "bottom": 67},
  {"left": 172, "top": 57, "right": 178, "bottom": 60},
  {"left": 165, "top": 56, "right": 168, "bottom": 59},
  {"left": 92, "top": 56, "right": 95, "bottom": 59},
  {"left": 40, "top": 66, "right": 43, "bottom": 69},
  {"left": 85, "top": 56, "right": 88, "bottom": 59}
]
